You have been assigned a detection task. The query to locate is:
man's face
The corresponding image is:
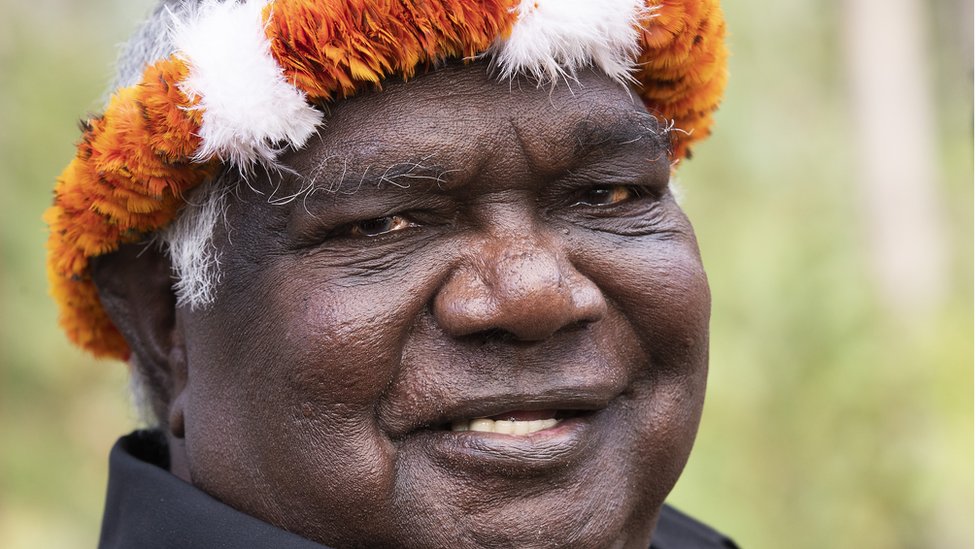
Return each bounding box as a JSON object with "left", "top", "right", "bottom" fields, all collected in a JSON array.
[{"left": 175, "top": 62, "right": 710, "bottom": 549}]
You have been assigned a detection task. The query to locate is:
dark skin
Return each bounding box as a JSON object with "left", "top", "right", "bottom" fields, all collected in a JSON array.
[{"left": 93, "top": 62, "right": 710, "bottom": 549}]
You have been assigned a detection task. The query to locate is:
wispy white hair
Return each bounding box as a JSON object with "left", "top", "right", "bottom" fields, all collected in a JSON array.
[
  {"left": 112, "top": 0, "right": 188, "bottom": 89},
  {"left": 159, "top": 176, "right": 230, "bottom": 307}
]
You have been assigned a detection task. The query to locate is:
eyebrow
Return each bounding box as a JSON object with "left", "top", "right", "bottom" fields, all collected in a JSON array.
[
  {"left": 570, "top": 111, "right": 673, "bottom": 160},
  {"left": 276, "top": 154, "right": 459, "bottom": 207}
]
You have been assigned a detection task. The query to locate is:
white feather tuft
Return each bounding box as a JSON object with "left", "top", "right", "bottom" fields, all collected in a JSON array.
[
  {"left": 490, "top": 0, "right": 651, "bottom": 85},
  {"left": 170, "top": 0, "right": 323, "bottom": 167}
]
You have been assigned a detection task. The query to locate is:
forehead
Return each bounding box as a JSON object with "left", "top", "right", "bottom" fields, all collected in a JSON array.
[{"left": 279, "top": 62, "right": 669, "bottom": 188}]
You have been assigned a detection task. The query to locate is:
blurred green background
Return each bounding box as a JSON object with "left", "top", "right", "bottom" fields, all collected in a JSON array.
[{"left": 0, "top": 1, "right": 971, "bottom": 547}]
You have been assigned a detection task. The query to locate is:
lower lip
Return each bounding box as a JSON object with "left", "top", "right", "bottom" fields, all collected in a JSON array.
[{"left": 414, "top": 414, "right": 599, "bottom": 476}]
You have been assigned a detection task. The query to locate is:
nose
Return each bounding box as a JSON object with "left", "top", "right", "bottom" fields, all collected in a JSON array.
[{"left": 433, "top": 235, "right": 607, "bottom": 341}]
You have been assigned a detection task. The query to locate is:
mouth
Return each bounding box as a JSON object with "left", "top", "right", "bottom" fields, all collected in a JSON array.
[
  {"left": 442, "top": 410, "right": 589, "bottom": 435},
  {"left": 412, "top": 406, "right": 607, "bottom": 475},
  {"left": 385, "top": 384, "right": 624, "bottom": 473},
  {"left": 395, "top": 387, "right": 618, "bottom": 440}
]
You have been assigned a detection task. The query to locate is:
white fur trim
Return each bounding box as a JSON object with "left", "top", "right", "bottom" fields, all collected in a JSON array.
[
  {"left": 170, "top": 0, "right": 322, "bottom": 167},
  {"left": 491, "top": 0, "right": 651, "bottom": 84}
]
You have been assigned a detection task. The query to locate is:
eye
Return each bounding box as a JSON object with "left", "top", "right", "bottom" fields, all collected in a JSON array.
[
  {"left": 575, "top": 185, "right": 640, "bottom": 207},
  {"left": 348, "top": 215, "right": 416, "bottom": 237}
]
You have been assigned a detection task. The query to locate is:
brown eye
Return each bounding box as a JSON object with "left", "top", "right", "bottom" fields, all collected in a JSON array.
[
  {"left": 348, "top": 215, "right": 414, "bottom": 237},
  {"left": 576, "top": 185, "right": 638, "bottom": 207}
]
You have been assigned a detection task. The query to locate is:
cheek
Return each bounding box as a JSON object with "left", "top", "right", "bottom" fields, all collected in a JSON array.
[
  {"left": 177, "top": 258, "right": 438, "bottom": 540},
  {"left": 576, "top": 233, "right": 710, "bottom": 466},
  {"left": 188, "top": 255, "right": 430, "bottom": 409},
  {"left": 611, "top": 237, "right": 710, "bottom": 411},
  {"left": 578, "top": 234, "right": 710, "bottom": 366},
  {"left": 285, "top": 284, "right": 407, "bottom": 406}
]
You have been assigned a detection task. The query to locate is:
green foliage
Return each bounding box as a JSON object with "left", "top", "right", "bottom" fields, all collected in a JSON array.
[{"left": 0, "top": 1, "right": 970, "bottom": 548}]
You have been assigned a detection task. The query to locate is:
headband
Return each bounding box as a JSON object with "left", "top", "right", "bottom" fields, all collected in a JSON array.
[{"left": 45, "top": 0, "right": 728, "bottom": 360}]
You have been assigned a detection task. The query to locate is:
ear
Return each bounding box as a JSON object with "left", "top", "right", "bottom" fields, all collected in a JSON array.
[{"left": 90, "top": 242, "right": 187, "bottom": 437}]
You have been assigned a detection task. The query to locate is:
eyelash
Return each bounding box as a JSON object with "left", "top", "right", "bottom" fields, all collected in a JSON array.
[
  {"left": 327, "top": 214, "right": 420, "bottom": 239},
  {"left": 571, "top": 184, "right": 647, "bottom": 208}
]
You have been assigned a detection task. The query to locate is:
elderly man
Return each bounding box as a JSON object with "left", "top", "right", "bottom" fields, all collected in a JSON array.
[{"left": 46, "top": 0, "right": 733, "bottom": 547}]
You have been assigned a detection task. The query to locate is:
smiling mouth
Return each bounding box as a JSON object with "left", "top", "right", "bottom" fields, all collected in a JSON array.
[
  {"left": 443, "top": 410, "right": 587, "bottom": 435},
  {"left": 415, "top": 406, "right": 604, "bottom": 474}
]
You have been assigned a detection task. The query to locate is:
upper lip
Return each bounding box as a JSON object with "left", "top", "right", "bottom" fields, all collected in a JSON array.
[{"left": 385, "top": 382, "right": 623, "bottom": 439}]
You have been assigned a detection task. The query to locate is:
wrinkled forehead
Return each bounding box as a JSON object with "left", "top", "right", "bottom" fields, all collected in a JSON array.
[{"left": 280, "top": 62, "right": 671, "bottom": 189}]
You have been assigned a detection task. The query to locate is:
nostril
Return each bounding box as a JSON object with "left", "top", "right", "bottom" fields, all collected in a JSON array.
[
  {"left": 472, "top": 328, "right": 517, "bottom": 346},
  {"left": 569, "top": 318, "right": 596, "bottom": 332}
]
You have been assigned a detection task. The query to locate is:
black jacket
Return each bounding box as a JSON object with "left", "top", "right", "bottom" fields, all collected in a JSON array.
[{"left": 99, "top": 431, "right": 738, "bottom": 548}]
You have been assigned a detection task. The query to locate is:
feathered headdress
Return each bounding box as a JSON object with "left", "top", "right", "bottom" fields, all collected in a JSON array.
[{"left": 45, "top": 0, "right": 728, "bottom": 360}]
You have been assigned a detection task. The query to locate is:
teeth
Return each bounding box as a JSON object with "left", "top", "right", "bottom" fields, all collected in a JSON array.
[
  {"left": 450, "top": 417, "right": 559, "bottom": 435},
  {"left": 469, "top": 418, "right": 494, "bottom": 432},
  {"left": 493, "top": 420, "right": 515, "bottom": 434}
]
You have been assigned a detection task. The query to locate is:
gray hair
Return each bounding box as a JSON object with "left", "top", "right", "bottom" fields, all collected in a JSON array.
[
  {"left": 115, "top": 0, "right": 230, "bottom": 311},
  {"left": 114, "top": 0, "right": 189, "bottom": 89}
]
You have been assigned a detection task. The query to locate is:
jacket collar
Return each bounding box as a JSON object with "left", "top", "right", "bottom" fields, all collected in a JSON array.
[{"left": 98, "top": 430, "right": 327, "bottom": 549}]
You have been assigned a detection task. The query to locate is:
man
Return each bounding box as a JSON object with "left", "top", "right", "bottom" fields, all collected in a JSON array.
[{"left": 46, "top": 0, "right": 734, "bottom": 547}]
